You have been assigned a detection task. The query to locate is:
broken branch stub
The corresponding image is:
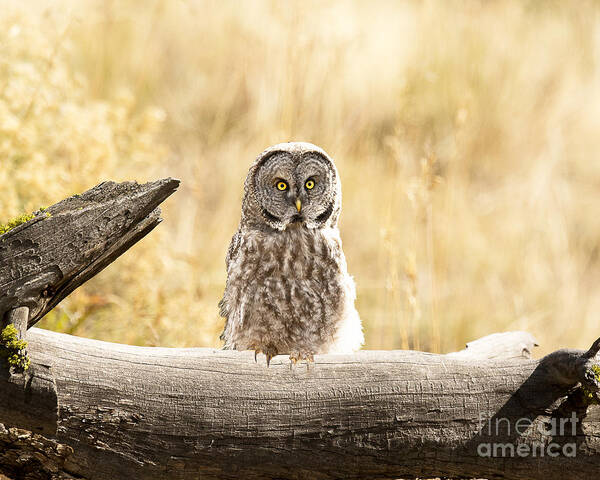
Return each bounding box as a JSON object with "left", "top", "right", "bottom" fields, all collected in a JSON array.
[{"left": 0, "top": 178, "right": 180, "bottom": 328}]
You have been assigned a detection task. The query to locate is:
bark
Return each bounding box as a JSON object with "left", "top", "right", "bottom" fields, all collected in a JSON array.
[{"left": 0, "top": 328, "right": 598, "bottom": 480}]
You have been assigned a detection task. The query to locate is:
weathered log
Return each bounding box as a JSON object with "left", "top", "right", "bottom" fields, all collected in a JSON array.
[{"left": 0, "top": 328, "right": 598, "bottom": 480}]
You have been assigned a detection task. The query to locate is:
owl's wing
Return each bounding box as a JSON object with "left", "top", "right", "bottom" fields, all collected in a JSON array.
[
  {"left": 224, "top": 229, "right": 242, "bottom": 270},
  {"left": 219, "top": 230, "right": 242, "bottom": 344}
]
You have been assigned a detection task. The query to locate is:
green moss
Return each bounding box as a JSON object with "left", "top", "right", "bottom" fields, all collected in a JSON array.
[
  {"left": 0, "top": 324, "right": 30, "bottom": 371},
  {"left": 0, "top": 208, "right": 52, "bottom": 237},
  {"left": 582, "top": 364, "right": 600, "bottom": 405},
  {"left": 39, "top": 207, "right": 51, "bottom": 218},
  {"left": 0, "top": 212, "right": 35, "bottom": 235}
]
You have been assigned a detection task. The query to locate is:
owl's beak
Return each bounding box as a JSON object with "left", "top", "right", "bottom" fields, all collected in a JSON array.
[{"left": 295, "top": 198, "right": 302, "bottom": 213}]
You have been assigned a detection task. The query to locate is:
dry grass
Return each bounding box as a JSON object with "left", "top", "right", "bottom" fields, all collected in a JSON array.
[{"left": 1, "top": 0, "right": 599, "bottom": 355}]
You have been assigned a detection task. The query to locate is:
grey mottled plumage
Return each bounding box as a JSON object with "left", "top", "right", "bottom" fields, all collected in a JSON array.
[{"left": 219, "top": 142, "right": 363, "bottom": 364}]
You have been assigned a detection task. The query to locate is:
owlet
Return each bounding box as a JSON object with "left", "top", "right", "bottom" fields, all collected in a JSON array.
[{"left": 219, "top": 142, "right": 363, "bottom": 364}]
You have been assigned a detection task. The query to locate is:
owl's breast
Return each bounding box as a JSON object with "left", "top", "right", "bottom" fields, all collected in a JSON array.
[{"left": 224, "top": 227, "right": 352, "bottom": 346}]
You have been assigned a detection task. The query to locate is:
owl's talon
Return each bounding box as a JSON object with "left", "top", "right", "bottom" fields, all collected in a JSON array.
[
  {"left": 307, "top": 354, "right": 314, "bottom": 370},
  {"left": 289, "top": 351, "right": 315, "bottom": 369},
  {"left": 254, "top": 344, "right": 277, "bottom": 367}
]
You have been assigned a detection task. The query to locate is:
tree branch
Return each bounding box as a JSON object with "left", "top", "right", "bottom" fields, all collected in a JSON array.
[{"left": 0, "top": 178, "right": 180, "bottom": 329}]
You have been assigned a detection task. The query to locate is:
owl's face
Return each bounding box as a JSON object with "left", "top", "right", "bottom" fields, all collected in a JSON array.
[{"left": 244, "top": 143, "right": 341, "bottom": 231}]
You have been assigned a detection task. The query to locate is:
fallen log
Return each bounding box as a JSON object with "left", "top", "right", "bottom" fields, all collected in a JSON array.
[
  {"left": 0, "top": 329, "right": 598, "bottom": 480},
  {"left": 0, "top": 180, "right": 598, "bottom": 480}
]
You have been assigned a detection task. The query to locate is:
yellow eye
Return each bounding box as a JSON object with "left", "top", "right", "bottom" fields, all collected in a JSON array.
[
  {"left": 276, "top": 181, "right": 288, "bottom": 191},
  {"left": 305, "top": 179, "right": 315, "bottom": 190}
]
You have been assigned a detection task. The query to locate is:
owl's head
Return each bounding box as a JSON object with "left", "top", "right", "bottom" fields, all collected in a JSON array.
[{"left": 242, "top": 142, "right": 342, "bottom": 231}]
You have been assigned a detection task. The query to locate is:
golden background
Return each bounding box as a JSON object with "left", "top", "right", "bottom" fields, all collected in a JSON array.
[{"left": 2, "top": 0, "right": 599, "bottom": 355}]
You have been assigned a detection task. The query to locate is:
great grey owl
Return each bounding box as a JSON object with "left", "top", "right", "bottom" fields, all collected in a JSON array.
[{"left": 219, "top": 142, "right": 364, "bottom": 365}]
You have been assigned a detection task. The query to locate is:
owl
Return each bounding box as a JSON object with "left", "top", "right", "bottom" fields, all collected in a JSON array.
[{"left": 219, "top": 142, "right": 363, "bottom": 365}]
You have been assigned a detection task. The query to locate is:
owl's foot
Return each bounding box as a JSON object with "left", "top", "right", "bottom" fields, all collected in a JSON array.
[
  {"left": 254, "top": 344, "right": 278, "bottom": 367},
  {"left": 289, "top": 351, "right": 315, "bottom": 370}
]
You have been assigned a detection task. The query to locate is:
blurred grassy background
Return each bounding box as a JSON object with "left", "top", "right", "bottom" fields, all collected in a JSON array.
[{"left": 1, "top": 0, "right": 599, "bottom": 355}]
